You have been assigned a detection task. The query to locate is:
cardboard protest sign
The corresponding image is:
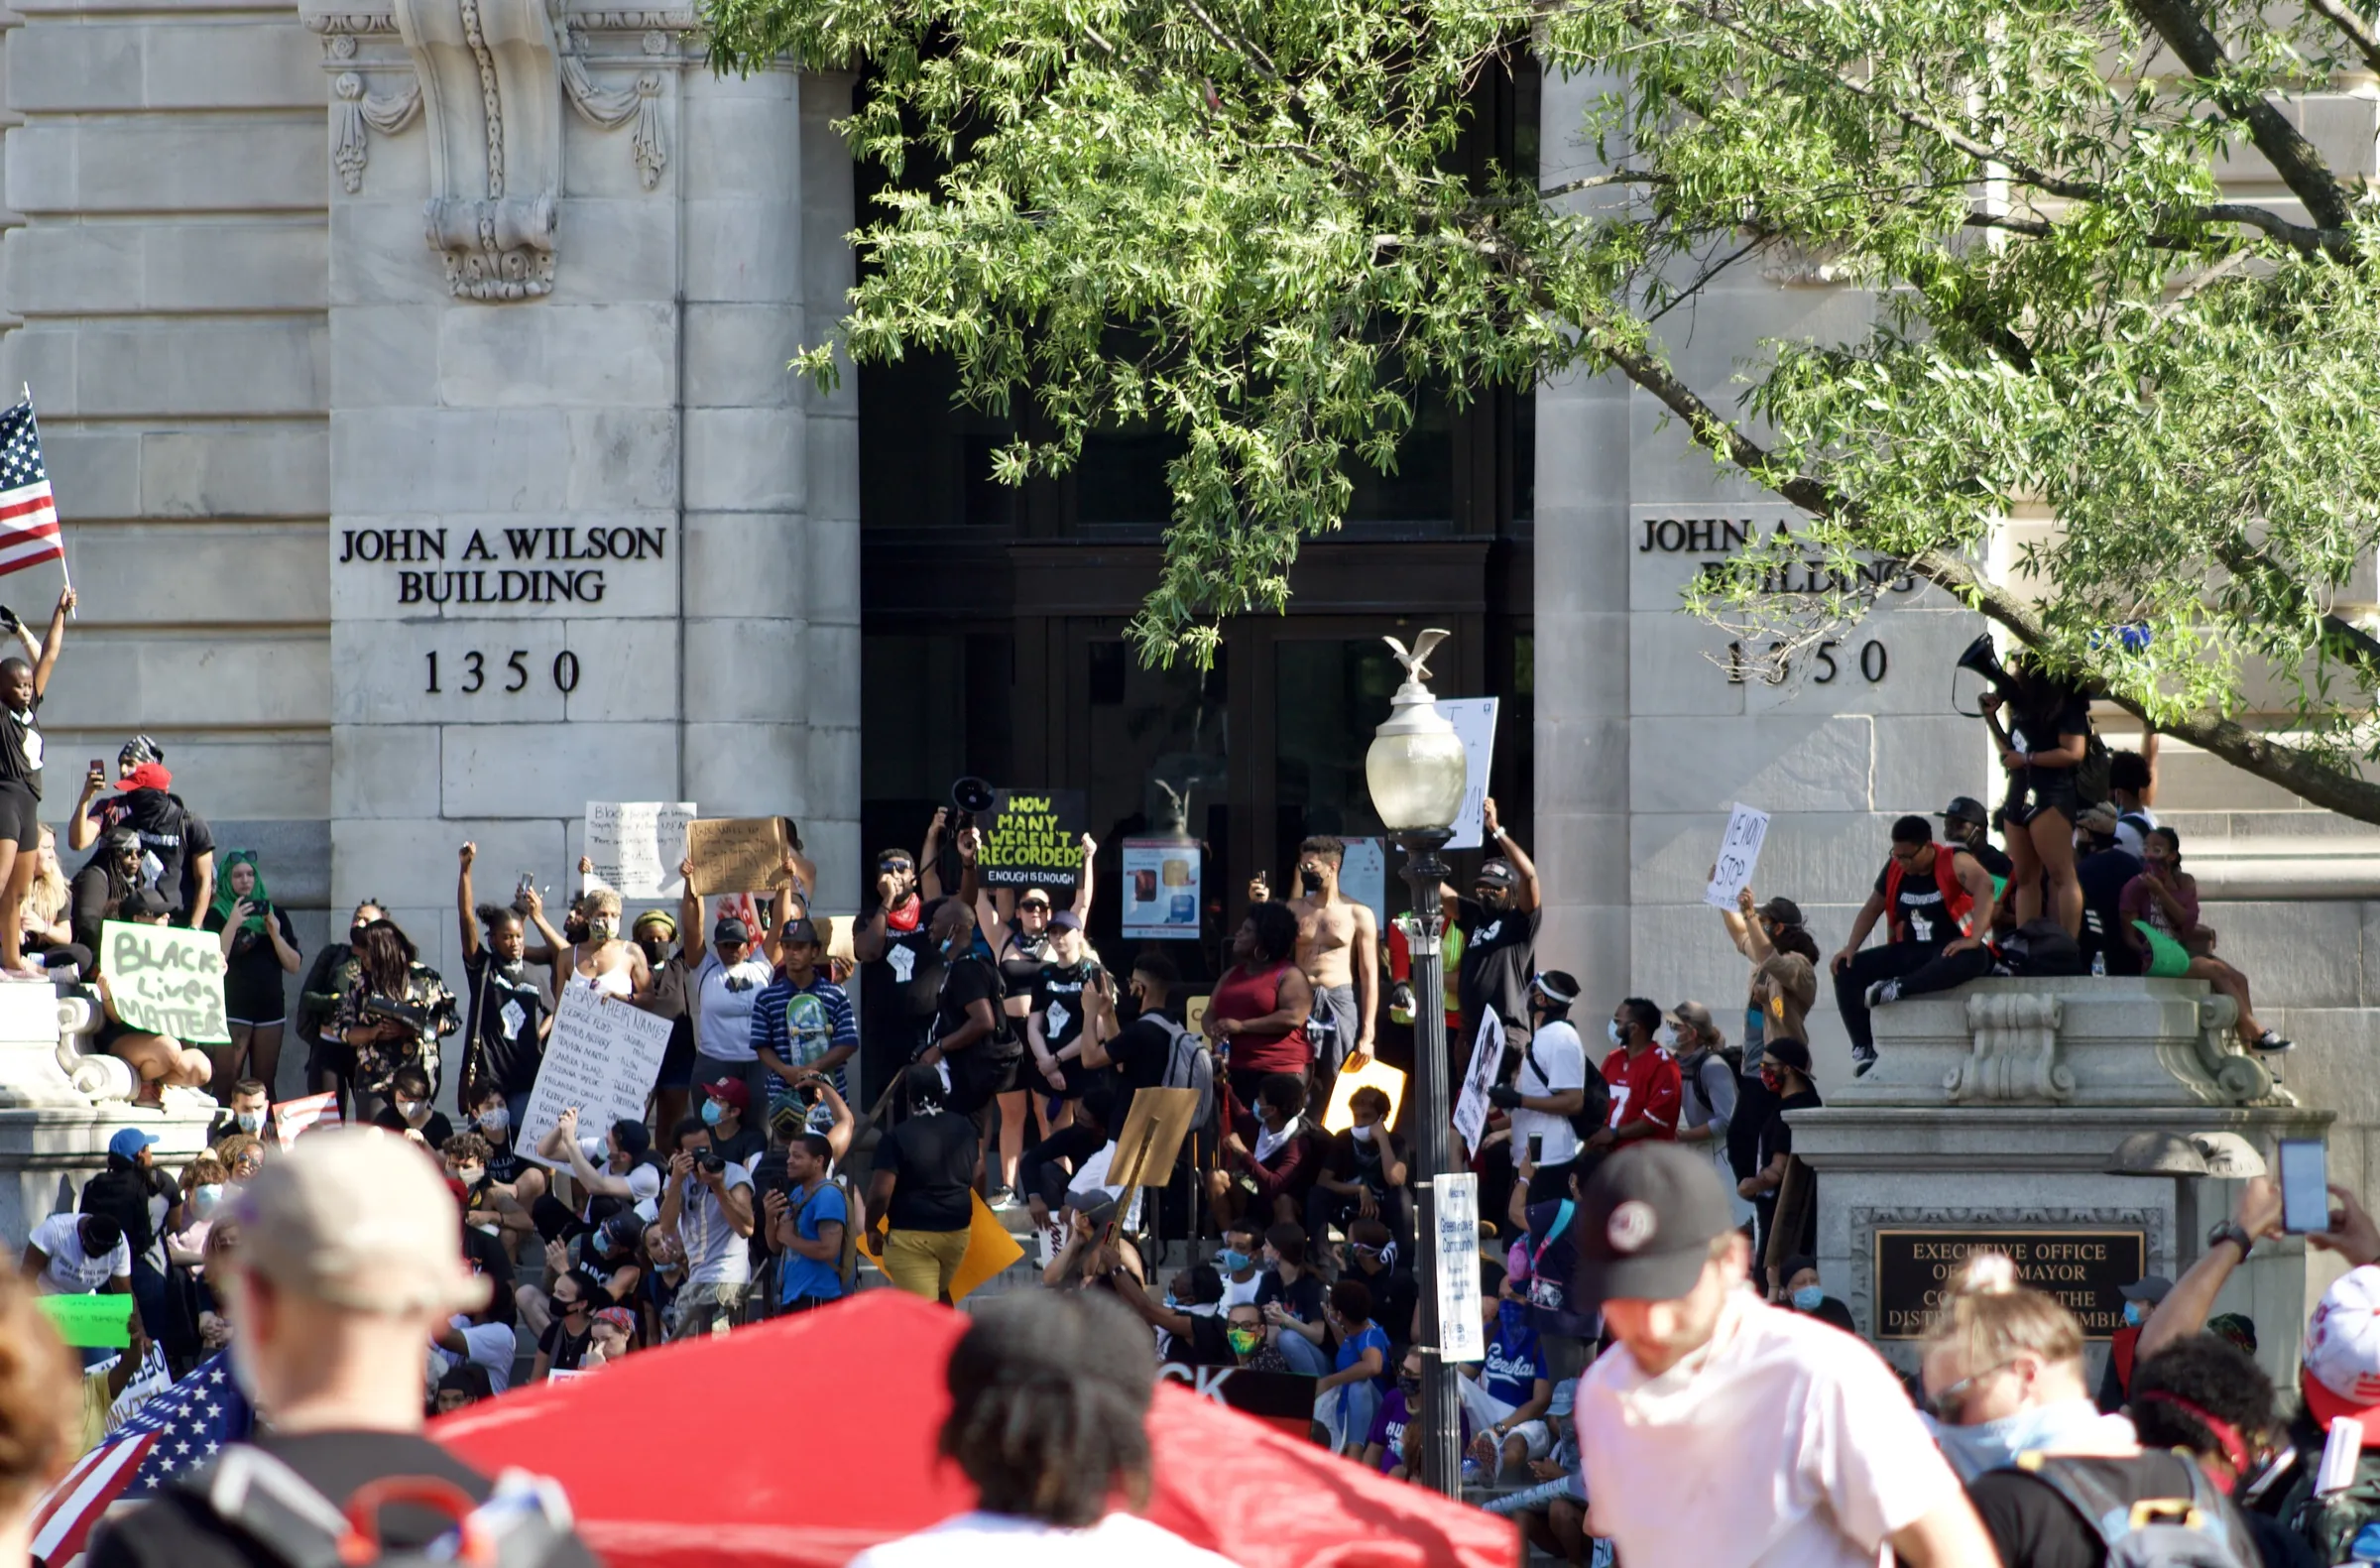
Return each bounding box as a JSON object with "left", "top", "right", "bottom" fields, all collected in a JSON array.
[
  {"left": 518, "top": 987, "right": 676, "bottom": 1168},
  {"left": 1705, "top": 802, "right": 1772, "bottom": 909},
  {"left": 974, "top": 789, "right": 1087, "bottom": 890},
  {"left": 1441, "top": 697, "right": 1500, "bottom": 850},
  {"left": 1109, "top": 1086, "right": 1198, "bottom": 1188},
  {"left": 101, "top": 920, "right": 229, "bottom": 1043},
  {"left": 685, "top": 816, "right": 791, "bottom": 896},
  {"left": 1452, "top": 1012, "right": 1505, "bottom": 1159},
  {"left": 1157, "top": 1363, "right": 1319, "bottom": 1440},
  {"left": 1322, "top": 1056, "right": 1408, "bottom": 1134},
  {"left": 585, "top": 800, "right": 695, "bottom": 900},
  {"left": 39, "top": 1292, "right": 134, "bottom": 1348}
]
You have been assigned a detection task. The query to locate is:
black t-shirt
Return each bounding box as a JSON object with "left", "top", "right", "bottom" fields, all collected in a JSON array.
[
  {"left": 85, "top": 788, "right": 203, "bottom": 917},
  {"left": 1757, "top": 1086, "right": 1822, "bottom": 1173},
  {"left": 69, "top": 861, "right": 126, "bottom": 958},
  {"left": 2012, "top": 690, "right": 2093, "bottom": 757},
  {"left": 1873, "top": 855, "right": 1961, "bottom": 949},
  {"left": 936, "top": 953, "right": 1012, "bottom": 1057},
  {"left": 537, "top": 1318, "right": 592, "bottom": 1373},
  {"left": 462, "top": 948, "right": 549, "bottom": 1098},
  {"left": 1108, "top": 1012, "right": 1177, "bottom": 1094},
  {"left": 0, "top": 696, "right": 41, "bottom": 794},
  {"left": 1969, "top": 1452, "right": 2256, "bottom": 1568},
  {"left": 1172, "top": 1310, "right": 1233, "bottom": 1368},
  {"left": 459, "top": 1223, "right": 515, "bottom": 1327},
  {"left": 1254, "top": 1268, "right": 1325, "bottom": 1327},
  {"left": 81, "top": 1161, "right": 174, "bottom": 1255},
  {"left": 999, "top": 925, "right": 1053, "bottom": 1000},
  {"left": 710, "top": 1122, "right": 766, "bottom": 1170},
  {"left": 862, "top": 897, "right": 948, "bottom": 1029},
  {"left": 1966, "top": 840, "right": 2015, "bottom": 881},
  {"left": 1032, "top": 959, "right": 1098, "bottom": 1052},
  {"left": 1456, "top": 898, "right": 1540, "bottom": 1031},
  {"left": 1324, "top": 1127, "right": 1399, "bottom": 1193},
  {"left": 371, "top": 1106, "right": 456, "bottom": 1149},
  {"left": 87, "top": 1430, "right": 600, "bottom": 1568},
  {"left": 201, "top": 905, "right": 298, "bottom": 1024},
  {"left": 872, "top": 1108, "right": 977, "bottom": 1232},
  {"left": 1355, "top": 1264, "right": 1420, "bottom": 1349}
]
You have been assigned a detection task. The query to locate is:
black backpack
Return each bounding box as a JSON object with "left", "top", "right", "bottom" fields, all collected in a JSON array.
[
  {"left": 2002, "top": 917, "right": 2085, "bottom": 977},
  {"left": 179, "top": 1444, "right": 581, "bottom": 1568},
  {"left": 1524, "top": 1030, "right": 1610, "bottom": 1144},
  {"left": 2017, "top": 1450, "right": 2255, "bottom": 1568}
]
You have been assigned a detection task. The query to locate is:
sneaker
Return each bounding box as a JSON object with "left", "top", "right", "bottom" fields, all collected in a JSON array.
[
  {"left": 986, "top": 1185, "right": 1021, "bottom": 1210},
  {"left": 1863, "top": 978, "right": 1901, "bottom": 1009},
  {"left": 1461, "top": 1458, "right": 1487, "bottom": 1488},
  {"left": 1852, "top": 1046, "right": 1879, "bottom": 1079},
  {"left": 2252, "top": 1029, "right": 2295, "bottom": 1053}
]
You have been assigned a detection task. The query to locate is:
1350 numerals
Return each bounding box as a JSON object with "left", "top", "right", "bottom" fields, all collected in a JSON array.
[
  {"left": 425, "top": 650, "right": 581, "bottom": 695},
  {"left": 1726, "top": 639, "right": 1887, "bottom": 686}
]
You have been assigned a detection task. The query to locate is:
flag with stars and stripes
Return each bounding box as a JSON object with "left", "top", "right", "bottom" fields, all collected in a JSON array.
[
  {"left": 0, "top": 401, "right": 63, "bottom": 581},
  {"left": 29, "top": 1352, "right": 253, "bottom": 1567}
]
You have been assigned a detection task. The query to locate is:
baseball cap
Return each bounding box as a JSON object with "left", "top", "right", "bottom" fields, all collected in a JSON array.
[
  {"left": 777, "top": 916, "right": 821, "bottom": 947},
  {"left": 1754, "top": 896, "right": 1804, "bottom": 927},
  {"left": 122, "top": 887, "right": 173, "bottom": 920},
  {"left": 2117, "top": 1273, "right": 2174, "bottom": 1305},
  {"left": 1476, "top": 860, "right": 1518, "bottom": 889},
  {"left": 2304, "top": 1266, "right": 2380, "bottom": 1427},
  {"left": 1574, "top": 1143, "right": 1736, "bottom": 1311},
  {"left": 1936, "top": 795, "right": 1989, "bottom": 827},
  {"left": 714, "top": 915, "right": 752, "bottom": 944},
  {"left": 700, "top": 1078, "right": 751, "bottom": 1113},
  {"left": 230, "top": 1128, "right": 491, "bottom": 1315},
  {"left": 1050, "top": 909, "right": 1083, "bottom": 932},
  {"left": 107, "top": 1127, "right": 160, "bottom": 1162},
  {"left": 611, "top": 1119, "right": 652, "bottom": 1160}
]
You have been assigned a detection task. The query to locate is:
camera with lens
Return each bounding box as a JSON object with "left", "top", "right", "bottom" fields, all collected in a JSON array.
[{"left": 696, "top": 1147, "right": 727, "bottom": 1175}]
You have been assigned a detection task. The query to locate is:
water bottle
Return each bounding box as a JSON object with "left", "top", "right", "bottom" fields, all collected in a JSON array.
[{"left": 2090, "top": 948, "right": 2106, "bottom": 977}]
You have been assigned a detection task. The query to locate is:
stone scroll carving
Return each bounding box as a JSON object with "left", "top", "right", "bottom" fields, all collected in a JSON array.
[
  {"left": 1945, "top": 992, "right": 2073, "bottom": 1104},
  {"left": 333, "top": 66, "right": 424, "bottom": 194}
]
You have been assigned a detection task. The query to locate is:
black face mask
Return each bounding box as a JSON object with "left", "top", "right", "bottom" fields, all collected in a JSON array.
[
  {"left": 1397, "top": 1376, "right": 1422, "bottom": 1396},
  {"left": 1300, "top": 869, "right": 1323, "bottom": 896},
  {"left": 1476, "top": 889, "right": 1509, "bottom": 912}
]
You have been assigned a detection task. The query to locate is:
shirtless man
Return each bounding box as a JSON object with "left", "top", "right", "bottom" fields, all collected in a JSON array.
[{"left": 1250, "top": 835, "right": 1378, "bottom": 1107}]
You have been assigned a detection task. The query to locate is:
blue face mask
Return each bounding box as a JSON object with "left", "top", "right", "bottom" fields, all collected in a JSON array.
[
  {"left": 1925, "top": 1401, "right": 2115, "bottom": 1484},
  {"left": 2122, "top": 1300, "right": 2146, "bottom": 1326},
  {"left": 1792, "top": 1285, "right": 1824, "bottom": 1312},
  {"left": 1497, "top": 1299, "right": 1531, "bottom": 1338},
  {"left": 1218, "top": 1249, "right": 1250, "bottom": 1273},
  {"left": 700, "top": 1100, "right": 724, "bottom": 1127}
]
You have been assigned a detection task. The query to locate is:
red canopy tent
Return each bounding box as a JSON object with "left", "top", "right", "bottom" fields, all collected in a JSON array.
[{"left": 433, "top": 1291, "right": 1515, "bottom": 1568}]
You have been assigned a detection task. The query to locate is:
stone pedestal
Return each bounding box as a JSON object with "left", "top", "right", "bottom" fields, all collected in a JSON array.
[{"left": 1792, "top": 977, "right": 2332, "bottom": 1390}]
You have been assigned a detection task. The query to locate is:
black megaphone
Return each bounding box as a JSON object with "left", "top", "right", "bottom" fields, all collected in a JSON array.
[{"left": 950, "top": 776, "right": 998, "bottom": 830}]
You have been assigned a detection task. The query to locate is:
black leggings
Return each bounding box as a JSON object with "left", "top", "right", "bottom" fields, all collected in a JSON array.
[{"left": 1835, "top": 942, "right": 1994, "bottom": 1052}]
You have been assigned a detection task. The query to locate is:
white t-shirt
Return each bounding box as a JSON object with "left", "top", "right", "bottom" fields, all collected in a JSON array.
[
  {"left": 441, "top": 1315, "right": 517, "bottom": 1393},
  {"left": 2114, "top": 806, "right": 2159, "bottom": 859},
  {"left": 676, "top": 1162, "right": 755, "bottom": 1287},
  {"left": 29, "top": 1212, "right": 130, "bottom": 1293},
  {"left": 1576, "top": 1292, "right": 1961, "bottom": 1568},
  {"left": 1509, "top": 1019, "right": 1588, "bottom": 1166},
  {"left": 852, "top": 1511, "right": 1236, "bottom": 1568},
  {"left": 692, "top": 949, "right": 776, "bottom": 1063}
]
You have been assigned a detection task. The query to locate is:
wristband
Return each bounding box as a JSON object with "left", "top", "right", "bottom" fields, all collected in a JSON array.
[{"left": 2207, "top": 1220, "right": 2255, "bottom": 1258}]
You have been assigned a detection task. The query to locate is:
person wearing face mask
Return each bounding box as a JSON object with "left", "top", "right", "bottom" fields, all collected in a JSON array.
[
  {"left": 2098, "top": 1271, "right": 2174, "bottom": 1411},
  {"left": 1208, "top": 1072, "right": 1319, "bottom": 1232},
  {"left": 1832, "top": 815, "right": 2000, "bottom": 1077},
  {"left": 919, "top": 893, "right": 1023, "bottom": 1203},
  {"left": 1918, "top": 1255, "right": 2139, "bottom": 1486},
  {"left": 86, "top": 1131, "right": 599, "bottom": 1568},
  {"left": 455, "top": 844, "right": 556, "bottom": 1132},
  {"left": 1253, "top": 1221, "right": 1331, "bottom": 1377},
  {"left": 1438, "top": 796, "right": 1541, "bottom": 1067},
  {"left": 1572, "top": 1143, "right": 1999, "bottom": 1568},
  {"left": 1366, "top": 1345, "right": 1475, "bottom": 1482},
  {"left": 1215, "top": 1220, "right": 1264, "bottom": 1309},
  {"left": 219, "top": 1078, "right": 271, "bottom": 1146},
  {"left": 1024, "top": 910, "right": 1109, "bottom": 1134},
  {"left": 556, "top": 861, "right": 650, "bottom": 1003},
  {"left": 1344, "top": 1217, "right": 1418, "bottom": 1352},
  {"left": 295, "top": 898, "right": 387, "bottom": 1118},
  {"left": 1590, "top": 996, "right": 1681, "bottom": 1162},
  {"left": 1224, "top": 1300, "right": 1290, "bottom": 1372},
  {"left": 368, "top": 1063, "right": 454, "bottom": 1149},
  {"left": 693, "top": 1076, "right": 766, "bottom": 1169},
  {"left": 639, "top": 1221, "right": 684, "bottom": 1344},
  {"left": 66, "top": 826, "right": 147, "bottom": 963},
  {"left": 629, "top": 905, "right": 698, "bottom": 1105},
  {"left": 1739, "top": 1036, "right": 1820, "bottom": 1293},
  {"left": 459, "top": 1080, "right": 547, "bottom": 1234},
  {"left": 1250, "top": 833, "right": 1379, "bottom": 1113},
  {"left": 166, "top": 1152, "right": 232, "bottom": 1271},
  {"left": 334, "top": 916, "right": 459, "bottom": 1121},
  {"left": 853, "top": 812, "right": 960, "bottom": 1116},
  {"left": 1310, "top": 1089, "right": 1411, "bottom": 1248},
  {"left": 1109, "top": 1259, "right": 1232, "bottom": 1367},
  {"left": 1488, "top": 971, "right": 1599, "bottom": 1209},
  {"left": 1777, "top": 1254, "right": 1856, "bottom": 1333},
  {"left": 527, "top": 1267, "right": 602, "bottom": 1383},
  {"left": 1461, "top": 1275, "right": 1556, "bottom": 1484},
  {"left": 866, "top": 1062, "right": 982, "bottom": 1302}
]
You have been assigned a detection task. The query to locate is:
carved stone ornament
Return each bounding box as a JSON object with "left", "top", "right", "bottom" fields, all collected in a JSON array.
[
  {"left": 333, "top": 69, "right": 424, "bottom": 194},
  {"left": 1946, "top": 991, "right": 2074, "bottom": 1104}
]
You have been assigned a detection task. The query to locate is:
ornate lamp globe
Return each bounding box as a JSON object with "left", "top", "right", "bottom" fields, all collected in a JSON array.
[{"left": 1365, "top": 630, "right": 1467, "bottom": 834}]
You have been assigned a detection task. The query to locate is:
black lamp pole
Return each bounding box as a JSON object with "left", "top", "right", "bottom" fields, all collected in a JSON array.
[{"left": 1396, "top": 826, "right": 1460, "bottom": 1497}]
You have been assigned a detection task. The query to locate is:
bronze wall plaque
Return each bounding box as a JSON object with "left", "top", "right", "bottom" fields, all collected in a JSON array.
[{"left": 1872, "top": 1229, "right": 2146, "bottom": 1340}]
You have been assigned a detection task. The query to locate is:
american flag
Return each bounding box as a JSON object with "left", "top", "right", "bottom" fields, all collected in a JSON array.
[
  {"left": 0, "top": 402, "right": 63, "bottom": 580},
  {"left": 271, "top": 1091, "right": 343, "bottom": 1148},
  {"left": 29, "top": 1352, "right": 253, "bottom": 1567}
]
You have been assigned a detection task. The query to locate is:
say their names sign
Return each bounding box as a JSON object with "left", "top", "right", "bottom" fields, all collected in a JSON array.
[
  {"left": 975, "top": 789, "right": 1087, "bottom": 890},
  {"left": 518, "top": 986, "right": 676, "bottom": 1168},
  {"left": 102, "top": 920, "right": 230, "bottom": 1043},
  {"left": 585, "top": 800, "right": 695, "bottom": 900}
]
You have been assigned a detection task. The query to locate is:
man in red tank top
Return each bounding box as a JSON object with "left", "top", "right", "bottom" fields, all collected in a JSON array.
[{"left": 1829, "top": 816, "right": 2000, "bottom": 1076}]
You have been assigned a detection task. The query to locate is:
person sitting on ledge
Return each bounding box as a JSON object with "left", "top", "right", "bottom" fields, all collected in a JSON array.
[
  {"left": 1832, "top": 815, "right": 2000, "bottom": 1076},
  {"left": 2121, "top": 826, "right": 2290, "bottom": 1054},
  {"left": 88, "top": 887, "right": 213, "bottom": 1096}
]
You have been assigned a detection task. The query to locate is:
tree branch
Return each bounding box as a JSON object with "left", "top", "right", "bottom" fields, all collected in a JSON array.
[
  {"left": 1538, "top": 171, "right": 1671, "bottom": 199},
  {"left": 2303, "top": 0, "right": 2380, "bottom": 76},
  {"left": 2126, "top": 0, "right": 2358, "bottom": 232}
]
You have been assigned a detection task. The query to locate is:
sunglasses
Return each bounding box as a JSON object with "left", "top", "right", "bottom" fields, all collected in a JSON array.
[
  {"left": 1927, "top": 1359, "right": 2017, "bottom": 1423},
  {"left": 880, "top": 861, "right": 913, "bottom": 874},
  {"left": 1019, "top": 901, "right": 1051, "bottom": 911}
]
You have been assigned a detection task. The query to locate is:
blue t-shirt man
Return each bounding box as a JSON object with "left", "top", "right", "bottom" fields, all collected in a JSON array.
[{"left": 776, "top": 1177, "right": 848, "bottom": 1308}]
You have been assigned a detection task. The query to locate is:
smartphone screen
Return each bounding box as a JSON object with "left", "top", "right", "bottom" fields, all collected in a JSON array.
[
  {"left": 1527, "top": 1134, "right": 1544, "bottom": 1164},
  {"left": 2280, "top": 1139, "right": 2330, "bottom": 1234}
]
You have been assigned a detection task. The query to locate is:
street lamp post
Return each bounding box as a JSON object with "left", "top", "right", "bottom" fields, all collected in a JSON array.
[{"left": 1365, "top": 630, "right": 1470, "bottom": 1498}]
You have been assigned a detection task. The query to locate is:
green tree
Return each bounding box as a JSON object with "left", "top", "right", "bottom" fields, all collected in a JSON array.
[{"left": 706, "top": 0, "right": 2380, "bottom": 819}]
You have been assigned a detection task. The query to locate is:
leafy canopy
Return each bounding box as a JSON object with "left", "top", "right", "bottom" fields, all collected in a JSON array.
[{"left": 704, "top": 0, "right": 2380, "bottom": 820}]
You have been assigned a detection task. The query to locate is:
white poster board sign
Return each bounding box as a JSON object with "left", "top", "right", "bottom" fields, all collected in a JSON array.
[
  {"left": 1440, "top": 698, "right": 1500, "bottom": 851},
  {"left": 1120, "top": 838, "right": 1202, "bottom": 939},
  {"left": 518, "top": 987, "right": 675, "bottom": 1169},
  {"left": 584, "top": 801, "right": 696, "bottom": 901},
  {"left": 1434, "top": 1173, "right": 1486, "bottom": 1363},
  {"left": 1452, "top": 1011, "right": 1506, "bottom": 1159},
  {"left": 1704, "top": 803, "right": 1772, "bottom": 909},
  {"left": 1338, "top": 836, "right": 1387, "bottom": 930}
]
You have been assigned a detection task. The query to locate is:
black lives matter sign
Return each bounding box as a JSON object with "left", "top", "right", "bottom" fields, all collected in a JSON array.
[
  {"left": 102, "top": 920, "right": 230, "bottom": 1043},
  {"left": 1873, "top": 1229, "right": 2145, "bottom": 1340},
  {"left": 975, "top": 789, "right": 1087, "bottom": 891}
]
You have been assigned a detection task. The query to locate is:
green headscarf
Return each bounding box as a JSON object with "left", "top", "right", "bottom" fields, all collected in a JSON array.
[{"left": 212, "top": 850, "right": 270, "bottom": 935}]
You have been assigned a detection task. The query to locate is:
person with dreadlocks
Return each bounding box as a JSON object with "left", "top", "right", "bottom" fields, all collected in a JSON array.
[
  {"left": 851, "top": 1291, "right": 1234, "bottom": 1566},
  {"left": 69, "top": 732, "right": 214, "bottom": 929},
  {"left": 201, "top": 850, "right": 301, "bottom": 1096}
]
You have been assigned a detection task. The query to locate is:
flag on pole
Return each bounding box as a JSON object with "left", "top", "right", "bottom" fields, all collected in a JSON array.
[
  {"left": 0, "top": 402, "right": 64, "bottom": 582},
  {"left": 28, "top": 1352, "right": 254, "bottom": 1567}
]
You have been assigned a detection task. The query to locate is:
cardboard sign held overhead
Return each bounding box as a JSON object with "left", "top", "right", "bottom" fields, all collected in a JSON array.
[
  {"left": 1322, "top": 1056, "right": 1408, "bottom": 1134},
  {"left": 1705, "top": 803, "right": 1772, "bottom": 909},
  {"left": 1109, "top": 1086, "right": 1199, "bottom": 1189},
  {"left": 974, "top": 789, "right": 1087, "bottom": 891},
  {"left": 102, "top": 920, "right": 229, "bottom": 1043},
  {"left": 685, "top": 816, "right": 792, "bottom": 896}
]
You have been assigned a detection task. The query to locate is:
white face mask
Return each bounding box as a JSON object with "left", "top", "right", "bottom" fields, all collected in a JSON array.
[
  {"left": 1351, "top": 1123, "right": 1375, "bottom": 1144},
  {"left": 1606, "top": 1020, "right": 1624, "bottom": 1046},
  {"left": 477, "top": 1108, "right": 510, "bottom": 1134},
  {"left": 234, "top": 1110, "right": 264, "bottom": 1134},
  {"left": 454, "top": 1165, "right": 485, "bottom": 1187},
  {"left": 395, "top": 1100, "right": 423, "bottom": 1121}
]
